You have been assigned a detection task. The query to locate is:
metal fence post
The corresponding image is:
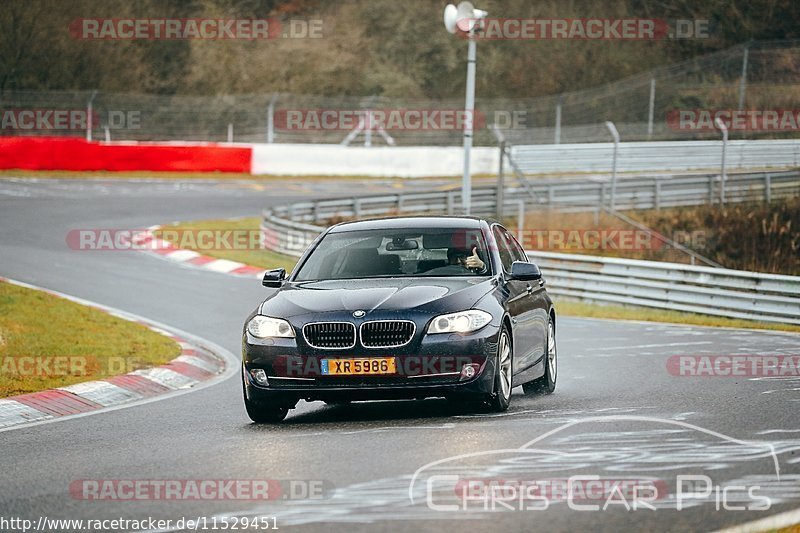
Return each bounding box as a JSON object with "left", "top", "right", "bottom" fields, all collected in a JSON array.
[
  {"left": 86, "top": 90, "right": 97, "bottom": 142},
  {"left": 647, "top": 76, "right": 656, "bottom": 140},
  {"left": 517, "top": 200, "right": 525, "bottom": 241},
  {"left": 554, "top": 97, "right": 562, "bottom": 145},
  {"left": 765, "top": 173, "right": 772, "bottom": 203},
  {"left": 654, "top": 179, "right": 661, "bottom": 211},
  {"left": 496, "top": 139, "right": 505, "bottom": 220},
  {"left": 353, "top": 198, "right": 361, "bottom": 218},
  {"left": 738, "top": 43, "right": 750, "bottom": 111},
  {"left": 227, "top": 123, "right": 234, "bottom": 143},
  {"left": 605, "top": 121, "right": 620, "bottom": 210},
  {"left": 599, "top": 182, "right": 606, "bottom": 211},
  {"left": 708, "top": 174, "right": 715, "bottom": 204},
  {"left": 714, "top": 118, "right": 728, "bottom": 205},
  {"left": 267, "top": 93, "right": 277, "bottom": 143},
  {"left": 364, "top": 109, "right": 372, "bottom": 147}
]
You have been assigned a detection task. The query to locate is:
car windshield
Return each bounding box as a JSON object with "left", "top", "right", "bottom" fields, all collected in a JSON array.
[{"left": 293, "top": 227, "right": 492, "bottom": 281}]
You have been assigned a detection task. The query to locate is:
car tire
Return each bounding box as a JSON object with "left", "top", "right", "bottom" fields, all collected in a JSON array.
[
  {"left": 486, "top": 327, "right": 513, "bottom": 412},
  {"left": 242, "top": 375, "right": 288, "bottom": 423},
  {"left": 523, "top": 316, "right": 557, "bottom": 395}
]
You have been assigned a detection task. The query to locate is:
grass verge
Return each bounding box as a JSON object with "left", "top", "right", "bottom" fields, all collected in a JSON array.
[
  {"left": 159, "top": 217, "right": 298, "bottom": 272},
  {"left": 555, "top": 299, "right": 800, "bottom": 333},
  {"left": 0, "top": 281, "right": 181, "bottom": 397}
]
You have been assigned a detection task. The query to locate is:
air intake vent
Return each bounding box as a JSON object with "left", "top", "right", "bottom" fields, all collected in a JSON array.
[
  {"left": 360, "top": 321, "right": 415, "bottom": 348},
  {"left": 303, "top": 322, "right": 356, "bottom": 349}
]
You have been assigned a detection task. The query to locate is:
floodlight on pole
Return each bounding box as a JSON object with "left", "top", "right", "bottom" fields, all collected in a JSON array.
[{"left": 444, "top": 1, "right": 487, "bottom": 215}]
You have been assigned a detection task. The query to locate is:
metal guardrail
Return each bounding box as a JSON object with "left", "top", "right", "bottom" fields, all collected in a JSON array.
[
  {"left": 508, "top": 140, "right": 800, "bottom": 174},
  {"left": 260, "top": 170, "right": 800, "bottom": 259},
  {"left": 260, "top": 208, "right": 800, "bottom": 324},
  {"left": 264, "top": 170, "right": 800, "bottom": 225},
  {"left": 526, "top": 251, "right": 800, "bottom": 325},
  {"left": 504, "top": 170, "right": 800, "bottom": 212},
  {"left": 260, "top": 169, "right": 800, "bottom": 325}
]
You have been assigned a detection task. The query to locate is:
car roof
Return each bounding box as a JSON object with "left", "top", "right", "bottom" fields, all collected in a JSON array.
[{"left": 328, "top": 216, "right": 488, "bottom": 233}]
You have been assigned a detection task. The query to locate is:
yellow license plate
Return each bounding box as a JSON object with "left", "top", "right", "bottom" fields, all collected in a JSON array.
[{"left": 322, "top": 357, "right": 396, "bottom": 375}]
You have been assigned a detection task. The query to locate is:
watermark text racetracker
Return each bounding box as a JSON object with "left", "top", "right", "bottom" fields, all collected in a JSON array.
[
  {"left": 668, "top": 109, "right": 800, "bottom": 132},
  {"left": 274, "top": 109, "right": 534, "bottom": 131},
  {"left": 461, "top": 18, "right": 710, "bottom": 40},
  {"left": 1, "top": 355, "right": 145, "bottom": 377},
  {"left": 66, "top": 228, "right": 264, "bottom": 251},
  {"left": 667, "top": 354, "right": 800, "bottom": 377},
  {"left": 66, "top": 228, "right": 708, "bottom": 253},
  {"left": 1, "top": 109, "right": 140, "bottom": 131},
  {"left": 69, "top": 478, "right": 333, "bottom": 501},
  {"left": 70, "top": 18, "right": 324, "bottom": 40}
]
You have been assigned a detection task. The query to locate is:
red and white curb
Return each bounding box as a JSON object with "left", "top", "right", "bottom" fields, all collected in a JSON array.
[
  {"left": 0, "top": 278, "right": 237, "bottom": 431},
  {"left": 132, "top": 225, "right": 266, "bottom": 279}
]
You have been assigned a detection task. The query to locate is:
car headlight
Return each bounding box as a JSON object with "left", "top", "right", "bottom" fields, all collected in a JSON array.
[
  {"left": 427, "top": 310, "right": 492, "bottom": 334},
  {"left": 247, "top": 315, "right": 295, "bottom": 338}
]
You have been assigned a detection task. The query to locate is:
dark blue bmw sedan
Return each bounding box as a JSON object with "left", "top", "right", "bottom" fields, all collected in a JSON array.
[{"left": 242, "top": 216, "right": 557, "bottom": 422}]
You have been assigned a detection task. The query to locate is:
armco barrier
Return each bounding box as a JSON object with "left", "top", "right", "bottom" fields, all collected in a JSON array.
[
  {"left": 261, "top": 181, "right": 800, "bottom": 325},
  {"left": 262, "top": 170, "right": 800, "bottom": 227},
  {"left": 509, "top": 139, "right": 800, "bottom": 174},
  {"left": 0, "top": 136, "right": 252, "bottom": 173},
  {"left": 509, "top": 170, "right": 800, "bottom": 211},
  {"left": 525, "top": 251, "right": 800, "bottom": 325}
]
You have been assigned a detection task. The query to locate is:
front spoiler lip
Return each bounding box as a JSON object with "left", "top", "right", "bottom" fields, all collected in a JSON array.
[{"left": 243, "top": 363, "right": 495, "bottom": 401}]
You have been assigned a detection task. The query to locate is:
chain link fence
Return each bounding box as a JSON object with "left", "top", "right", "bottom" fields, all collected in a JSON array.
[{"left": 1, "top": 41, "right": 798, "bottom": 146}]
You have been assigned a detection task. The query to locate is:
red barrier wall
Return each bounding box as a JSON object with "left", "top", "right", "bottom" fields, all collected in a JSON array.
[{"left": 0, "top": 136, "right": 252, "bottom": 173}]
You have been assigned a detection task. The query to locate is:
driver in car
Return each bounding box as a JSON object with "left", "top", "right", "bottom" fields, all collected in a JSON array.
[{"left": 448, "top": 246, "right": 485, "bottom": 272}]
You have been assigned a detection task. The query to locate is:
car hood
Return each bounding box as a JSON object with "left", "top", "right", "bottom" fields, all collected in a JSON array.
[{"left": 260, "top": 277, "right": 495, "bottom": 318}]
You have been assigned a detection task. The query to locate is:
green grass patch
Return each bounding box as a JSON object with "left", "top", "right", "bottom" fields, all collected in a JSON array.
[
  {"left": 555, "top": 299, "right": 800, "bottom": 333},
  {"left": 159, "top": 217, "right": 299, "bottom": 272},
  {"left": 0, "top": 281, "right": 180, "bottom": 397}
]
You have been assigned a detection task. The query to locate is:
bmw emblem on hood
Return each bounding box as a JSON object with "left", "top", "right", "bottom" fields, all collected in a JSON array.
[{"left": 353, "top": 310, "right": 366, "bottom": 318}]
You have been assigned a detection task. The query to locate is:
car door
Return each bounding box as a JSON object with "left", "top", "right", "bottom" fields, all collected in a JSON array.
[
  {"left": 508, "top": 231, "right": 548, "bottom": 370},
  {"left": 492, "top": 225, "right": 538, "bottom": 377}
]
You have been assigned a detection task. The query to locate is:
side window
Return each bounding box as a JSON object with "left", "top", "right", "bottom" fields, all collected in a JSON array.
[
  {"left": 507, "top": 232, "right": 528, "bottom": 263},
  {"left": 492, "top": 226, "right": 515, "bottom": 272}
]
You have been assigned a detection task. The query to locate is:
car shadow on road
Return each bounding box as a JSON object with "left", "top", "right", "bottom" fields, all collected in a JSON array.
[{"left": 244, "top": 398, "right": 484, "bottom": 430}]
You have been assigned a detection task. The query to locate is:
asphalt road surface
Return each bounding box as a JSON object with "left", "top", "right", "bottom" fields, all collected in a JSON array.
[{"left": 0, "top": 177, "right": 798, "bottom": 533}]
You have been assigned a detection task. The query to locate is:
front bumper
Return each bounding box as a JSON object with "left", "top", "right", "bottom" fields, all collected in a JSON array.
[{"left": 243, "top": 324, "right": 501, "bottom": 404}]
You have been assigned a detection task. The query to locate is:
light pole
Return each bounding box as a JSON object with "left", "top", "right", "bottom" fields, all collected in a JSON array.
[{"left": 444, "top": 2, "right": 487, "bottom": 215}]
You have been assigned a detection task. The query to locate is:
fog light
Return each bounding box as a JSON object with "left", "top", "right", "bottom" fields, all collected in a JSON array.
[
  {"left": 460, "top": 364, "right": 480, "bottom": 381},
  {"left": 250, "top": 368, "right": 269, "bottom": 386}
]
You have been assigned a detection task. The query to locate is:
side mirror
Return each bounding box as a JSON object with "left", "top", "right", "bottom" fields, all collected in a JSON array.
[
  {"left": 509, "top": 261, "right": 542, "bottom": 281},
  {"left": 262, "top": 268, "right": 286, "bottom": 288}
]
